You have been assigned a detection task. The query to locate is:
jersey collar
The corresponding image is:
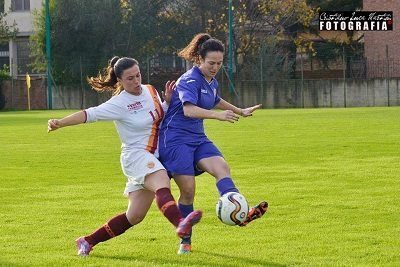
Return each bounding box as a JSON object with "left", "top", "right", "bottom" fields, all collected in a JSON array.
[{"left": 193, "top": 66, "right": 215, "bottom": 84}]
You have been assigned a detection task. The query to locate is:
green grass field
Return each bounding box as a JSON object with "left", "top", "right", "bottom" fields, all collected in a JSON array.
[{"left": 1, "top": 107, "right": 399, "bottom": 266}]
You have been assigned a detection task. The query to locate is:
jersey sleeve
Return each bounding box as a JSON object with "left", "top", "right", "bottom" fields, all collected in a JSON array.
[
  {"left": 176, "top": 77, "right": 200, "bottom": 106},
  {"left": 85, "top": 98, "right": 125, "bottom": 123}
]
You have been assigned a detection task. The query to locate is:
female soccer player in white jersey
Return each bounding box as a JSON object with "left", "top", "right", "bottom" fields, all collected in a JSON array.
[
  {"left": 159, "top": 34, "right": 268, "bottom": 254},
  {"left": 47, "top": 56, "right": 202, "bottom": 256}
]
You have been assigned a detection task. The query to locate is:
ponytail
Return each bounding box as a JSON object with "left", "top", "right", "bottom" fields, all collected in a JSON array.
[
  {"left": 178, "top": 33, "right": 224, "bottom": 65},
  {"left": 87, "top": 56, "right": 138, "bottom": 95}
]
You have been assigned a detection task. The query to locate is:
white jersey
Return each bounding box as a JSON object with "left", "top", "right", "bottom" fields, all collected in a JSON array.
[{"left": 84, "top": 84, "right": 167, "bottom": 157}]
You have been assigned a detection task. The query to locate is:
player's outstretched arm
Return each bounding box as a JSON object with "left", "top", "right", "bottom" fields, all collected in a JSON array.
[
  {"left": 183, "top": 103, "right": 239, "bottom": 123},
  {"left": 240, "top": 104, "right": 262, "bottom": 117},
  {"left": 215, "top": 99, "right": 242, "bottom": 115},
  {"left": 216, "top": 99, "right": 261, "bottom": 118},
  {"left": 47, "top": 110, "right": 86, "bottom": 133}
]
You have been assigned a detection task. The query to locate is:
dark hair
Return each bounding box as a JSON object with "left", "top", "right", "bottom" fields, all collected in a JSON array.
[
  {"left": 178, "top": 33, "right": 225, "bottom": 64},
  {"left": 87, "top": 56, "right": 139, "bottom": 95}
]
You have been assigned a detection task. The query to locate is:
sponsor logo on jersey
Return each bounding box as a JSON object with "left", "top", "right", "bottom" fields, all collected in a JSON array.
[
  {"left": 201, "top": 88, "right": 208, "bottom": 94},
  {"left": 127, "top": 101, "right": 143, "bottom": 111}
]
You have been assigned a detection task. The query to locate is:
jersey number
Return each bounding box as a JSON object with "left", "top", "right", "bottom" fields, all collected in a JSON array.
[{"left": 149, "top": 109, "right": 161, "bottom": 122}]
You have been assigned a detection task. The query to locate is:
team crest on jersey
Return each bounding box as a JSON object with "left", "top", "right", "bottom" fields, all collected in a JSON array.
[
  {"left": 147, "top": 161, "right": 155, "bottom": 169},
  {"left": 127, "top": 101, "right": 143, "bottom": 111}
]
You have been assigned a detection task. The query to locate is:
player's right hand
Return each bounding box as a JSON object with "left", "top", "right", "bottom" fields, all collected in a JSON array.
[
  {"left": 47, "top": 119, "right": 62, "bottom": 132},
  {"left": 217, "top": 110, "right": 240, "bottom": 123},
  {"left": 162, "top": 80, "right": 176, "bottom": 104}
]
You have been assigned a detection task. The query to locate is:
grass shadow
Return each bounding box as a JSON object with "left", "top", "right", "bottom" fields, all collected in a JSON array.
[{"left": 92, "top": 250, "right": 286, "bottom": 267}]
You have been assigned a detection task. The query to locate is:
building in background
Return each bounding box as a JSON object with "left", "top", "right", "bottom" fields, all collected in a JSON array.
[
  {"left": 364, "top": 0, "right": 400, "bottom": 78},
  {"left": 3, "top": 0, "right": 42, "bottom": 77}
]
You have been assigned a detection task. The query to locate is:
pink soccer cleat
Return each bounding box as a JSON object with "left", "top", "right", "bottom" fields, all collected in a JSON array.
[
  {"left": 177, "top": 243, "right": 192, "bottom": 255},
  {"left": 176, "top": 210, "right": 202, "bottom": 239}
]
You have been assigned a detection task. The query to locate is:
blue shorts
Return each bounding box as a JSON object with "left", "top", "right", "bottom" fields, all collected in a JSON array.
[{"left": 159, "top": 141, "right": 222, "bottom": 176}]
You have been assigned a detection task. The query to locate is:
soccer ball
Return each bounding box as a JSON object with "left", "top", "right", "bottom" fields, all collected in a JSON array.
[{"left": 216, "top": 192, "right": 249, "bottom": 226}]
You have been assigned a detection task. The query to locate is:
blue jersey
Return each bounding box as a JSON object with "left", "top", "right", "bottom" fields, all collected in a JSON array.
[{"left": 160, "top": 66, "right": 221, "bottom": 147}]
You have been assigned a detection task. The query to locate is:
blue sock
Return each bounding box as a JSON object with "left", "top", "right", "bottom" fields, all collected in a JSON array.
[
  {"left": 178, "top": 203, "right": 193, "bottom": 244},
  {"left": 216, "top": 177, "right": 239, "bottom": 196}
]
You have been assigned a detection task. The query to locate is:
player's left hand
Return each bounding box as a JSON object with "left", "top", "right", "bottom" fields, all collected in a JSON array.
[
  {"left": 240, "top": 104, "right": 262, "bottom": 117},
  {"left": 47, "top": 119, "right": 62, "bottom": 132},
  {"left": 162, "top": 80, "right": 176, "bottom": 104}
]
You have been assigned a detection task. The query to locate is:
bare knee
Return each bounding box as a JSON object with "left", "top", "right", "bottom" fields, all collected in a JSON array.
[
  {"left": 173, "top": 175, "right": 196, "bottom": 204},
  {"left": 179, "top": 187, "right": 195, "bottom": 203},
  {"left": 211, "top": 162, "right": 231, "bottom": 180},
  {"left": 198, "top": 157, "right": 231, "bottom": 179}
]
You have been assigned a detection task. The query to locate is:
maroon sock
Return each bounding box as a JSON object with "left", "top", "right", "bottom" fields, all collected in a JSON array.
[
  {"left": 84, "top": 213, "right": 132, "bottom": 246},
  {"left": 155, "top": 187, "right": 182, "bottom": 227}
]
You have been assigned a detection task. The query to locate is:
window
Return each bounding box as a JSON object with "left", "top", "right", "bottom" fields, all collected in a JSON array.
[
  {"left": 0, "top": 43, "right": 9, "bottom": 67},
  {"left": 16, "top": 37, "right": 33, "bottom": 74},
  {"left": 0, "top": 43, "right": 9, "bottom": 57},
  {"left": 11, "top": 0, "right": 30, "bottom": 11}
]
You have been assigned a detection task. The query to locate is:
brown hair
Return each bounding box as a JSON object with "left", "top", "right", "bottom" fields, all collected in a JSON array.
[
  {"left": 87, "top": 56, "right": 139, "bottom": 95},
  {"left": 178, "top": 33, "right": 225, "bottom": 65}
]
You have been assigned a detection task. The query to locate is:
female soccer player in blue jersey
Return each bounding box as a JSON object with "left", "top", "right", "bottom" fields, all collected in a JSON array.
[
  {"left": 159, "top": 33, "right": 268, "bottom": 254},
  {"left": 48, "top": 56, "right": 202, "bottom": 257}
]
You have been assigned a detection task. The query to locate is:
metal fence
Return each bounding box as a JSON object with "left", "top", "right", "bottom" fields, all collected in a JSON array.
[
  {"left": 235, "top": 51, "right": 400, "bottom": 83},
  {"left": 13, "top": 49, "right": 400, "bottom": 82},
  {"left": 3, "top": 51, "right": 400, "bottom": 110}
]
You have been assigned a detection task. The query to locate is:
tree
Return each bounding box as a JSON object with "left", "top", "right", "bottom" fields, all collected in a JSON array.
[
  {"left": 163, "top": 0, "right": 315, "bottom": 79},
  {"left": 0, "top": 1, "right": 18, "bottom": 44},
  {"left": 0, "top": 1, "right": 18, "bottom": 110},
  {"left": 30, "top": 0, "right": 317, "bottom": 84},
  {"left": 30, "top": 0, "right": 192, "bottom": 84}
]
